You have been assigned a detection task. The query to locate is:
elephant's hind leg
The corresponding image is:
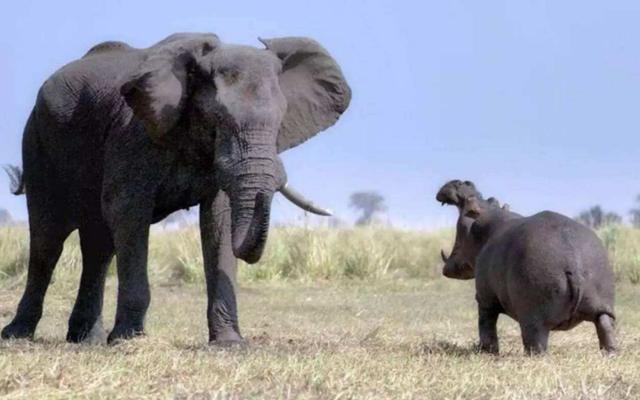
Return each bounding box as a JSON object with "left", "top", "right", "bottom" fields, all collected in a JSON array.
[
  {"left": 2, "top": 224, "right": 72, "bottom": 340},
  {"left": 67, "top": 222, "right": 114, "bottom": 343},
  {"left": 2, "top": 114, "right": 76, "bottom": 340}
]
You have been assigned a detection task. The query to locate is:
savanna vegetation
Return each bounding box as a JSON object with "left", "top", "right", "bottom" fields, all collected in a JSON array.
[
  {"left": 3, "top": 223, "right": 638, "bottom": 285},
  {"left": 1, "top": 224, "right": 640, "bottom": 398}
]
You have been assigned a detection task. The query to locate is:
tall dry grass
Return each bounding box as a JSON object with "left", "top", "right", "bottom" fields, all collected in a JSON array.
[
  {"left": 0, "top": 224, "right": 639, "bottom": 285},
  {"left": 599, "top": 225, "right": 640, "bottom": 284}
]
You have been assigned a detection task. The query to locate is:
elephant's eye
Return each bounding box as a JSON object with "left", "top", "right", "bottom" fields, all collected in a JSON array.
[
  {"left": 186, "top": 64, "right": 199, "bottom": 80},
  {"left": 217, "top": 67, "right": 240, "bottom": 85}
]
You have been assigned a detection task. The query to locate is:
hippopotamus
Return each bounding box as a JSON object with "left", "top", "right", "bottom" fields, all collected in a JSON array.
[{"left": 436, "top": 180, "right": 616, "bottom": 354}]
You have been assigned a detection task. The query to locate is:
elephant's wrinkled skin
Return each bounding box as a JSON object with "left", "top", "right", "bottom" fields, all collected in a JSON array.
[
  {"left": 437, "top": 180, "right": 616, "bottom": 355},
  {"left": 2, "top": 33, "right": 350, "bottom": 344}
]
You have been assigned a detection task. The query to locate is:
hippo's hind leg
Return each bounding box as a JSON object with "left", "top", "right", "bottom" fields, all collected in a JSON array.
[
  {"left": 519, "top": 320, "right": 549, "bottom": 355},
  {"left": 595, "top": 314, "right": 616, "bottom": 354}
]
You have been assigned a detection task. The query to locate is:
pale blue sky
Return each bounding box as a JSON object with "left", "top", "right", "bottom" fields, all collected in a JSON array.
[{"left": 0, "top": 1, "right": 638, "bottom": 227}]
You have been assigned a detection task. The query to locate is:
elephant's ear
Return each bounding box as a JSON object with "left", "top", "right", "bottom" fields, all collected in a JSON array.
[
  {"left": 120, "top": 33, "right": 219, "bottom": 144},
  {"left": 260, "top": 37, "right": 352, "bottom": 153}
]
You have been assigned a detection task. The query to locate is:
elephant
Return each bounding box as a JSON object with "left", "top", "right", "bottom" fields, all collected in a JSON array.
[
  {"left": 436, "top": 180, "right": 616, "bottom": 355},
  {"left": 1, "top": 32, "right": 351, "bottom": 344}
]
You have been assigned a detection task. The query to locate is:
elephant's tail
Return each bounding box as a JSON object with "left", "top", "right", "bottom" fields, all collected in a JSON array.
[{"left": 3, "top": 165, "right": 25, "bottom": 195}]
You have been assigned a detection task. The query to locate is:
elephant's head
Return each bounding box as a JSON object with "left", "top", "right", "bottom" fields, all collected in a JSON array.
[{"left": 121, "top": 33, "right": 351, "bottom": 263}]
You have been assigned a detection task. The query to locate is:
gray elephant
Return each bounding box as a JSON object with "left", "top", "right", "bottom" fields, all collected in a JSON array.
[
  {"left": 437, "top": 180, "right": 616, "bottom": 354},
  {"left": 2, "top": 33, "right": 351, "bottom": 344}
]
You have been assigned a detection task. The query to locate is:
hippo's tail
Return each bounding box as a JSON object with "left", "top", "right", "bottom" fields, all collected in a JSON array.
[
  {"left": 565, "top": 267, "right": 583, "bottom": 318},
  {"left": 3, "top": 165, "right": 25, "bottom": 195}
]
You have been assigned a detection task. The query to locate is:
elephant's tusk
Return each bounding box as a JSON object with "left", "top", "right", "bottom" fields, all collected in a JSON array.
[{"left": 279, "top": 183, "right": 333, "bottom": 216}]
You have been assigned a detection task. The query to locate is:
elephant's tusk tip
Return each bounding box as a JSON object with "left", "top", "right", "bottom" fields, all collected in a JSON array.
[
  {"left": 304, "top": 206, "right": 333, "bottom": 217},
  {"left": 279, "top": 184, "right": 333, "bottom": 217}
]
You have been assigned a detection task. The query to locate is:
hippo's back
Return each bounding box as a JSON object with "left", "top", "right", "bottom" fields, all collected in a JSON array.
[
  {"left": 520, "top": 211, "right": 609, "bottom": 271},
  {"left": 480, "top": 211, "right": 614, "bottom": 327},
  {"left": 525, "top": 211, "right": 614, "bottom": 321}
]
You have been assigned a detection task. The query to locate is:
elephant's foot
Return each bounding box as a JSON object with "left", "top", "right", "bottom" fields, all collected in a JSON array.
[
  {"left": 67, "top": 316, "right": 107, "bottom": 344},
  {"left": 478, "top": 340, "right": 499, "bottom": 355},
  {"left": 1, "top": 320, "right": 36, "bottom": 340},
  {"left": 107, "top": 323, "right": 145, "bottom": 345},
  {"left": 209, "top": 328, "right": 245, "bottom": 347}
]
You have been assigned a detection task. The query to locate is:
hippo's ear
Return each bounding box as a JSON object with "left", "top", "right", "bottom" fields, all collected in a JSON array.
[{"left": 463, "top": 196, "right": 483, "bottom": 219}]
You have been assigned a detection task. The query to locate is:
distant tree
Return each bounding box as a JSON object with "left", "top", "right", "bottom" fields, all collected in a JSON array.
[
  {"left": 349, "top": 191, "right": 387, "bottom": 226},
  {"left": 630, "top": 195, "right": 640, "bottom": 228},
  {"left": 0, "top": 208, "right": 12, "bottom": 226},
  {"left": 576, "top": 205, "right": 622, "bottom": 229}
]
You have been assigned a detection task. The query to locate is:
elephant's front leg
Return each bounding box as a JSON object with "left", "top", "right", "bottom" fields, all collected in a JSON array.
[{"left": 200, "top": 191, "right": 243, "bottom": 344}]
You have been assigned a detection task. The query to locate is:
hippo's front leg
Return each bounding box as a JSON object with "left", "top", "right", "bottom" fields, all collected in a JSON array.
[
  {"left": 200, "top": 191, "right": 244, "bottom": 344},
  {"left": 478, "top": 306, "right": 500, "bottom": 354},
  {"left": 520, "top": 320, "right": 549, "bottom": 355}
]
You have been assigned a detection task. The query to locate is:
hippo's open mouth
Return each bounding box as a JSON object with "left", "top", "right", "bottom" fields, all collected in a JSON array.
[{"left": 436, "top": 188, "right": 460, "bottom": 206}]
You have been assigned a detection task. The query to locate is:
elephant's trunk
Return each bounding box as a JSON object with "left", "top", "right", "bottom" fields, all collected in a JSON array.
[
  {"left": 231, "top": 190, "right": 274, "bottom": 264},
  {"left": 225, "top": 146, "right": 283, "bottom": 264}
]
